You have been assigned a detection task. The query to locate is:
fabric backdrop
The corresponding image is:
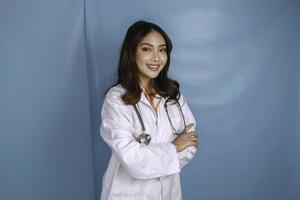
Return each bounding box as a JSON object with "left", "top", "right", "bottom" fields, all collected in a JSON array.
[{"left": 1, "top": 0, "right": 299, "bottom": 199}]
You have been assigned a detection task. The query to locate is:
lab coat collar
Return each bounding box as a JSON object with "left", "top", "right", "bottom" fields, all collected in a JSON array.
[{"left": 139, "top": 91, "right": 165, "bottom": 107}]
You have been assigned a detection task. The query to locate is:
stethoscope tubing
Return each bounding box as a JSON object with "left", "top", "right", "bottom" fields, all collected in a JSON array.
[
  {"left": 164, "top": 100, "right": 187, "bottom": 135},
  {"left": 133, "top": 104, "right": 146, "bottom": 134},
  {"left": 133, "top": 99, "right": 186, "bottom": 144}
]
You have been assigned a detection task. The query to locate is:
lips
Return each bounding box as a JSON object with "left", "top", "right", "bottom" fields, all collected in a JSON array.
[{"left": 146, "top": 64, "right": 160, "bottom": 71}]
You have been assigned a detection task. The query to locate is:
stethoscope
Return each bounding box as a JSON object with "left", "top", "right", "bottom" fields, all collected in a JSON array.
[{"left": 133, "top": 99, "right": 187, "bottom": 145}]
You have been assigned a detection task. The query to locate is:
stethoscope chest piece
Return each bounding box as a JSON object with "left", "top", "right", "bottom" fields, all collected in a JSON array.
[
  {"left": 139, "top": 133, "right": 151, "bottom": 145},
  {"left": 133, "top": 97, "right": 186, "bottom": 145},
  {"left": 133, "top": 105, "right": 151, "bottom": 145}
]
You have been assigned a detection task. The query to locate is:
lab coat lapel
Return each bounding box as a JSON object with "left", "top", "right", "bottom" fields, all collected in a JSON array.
[{"left": 139, "top": 92, "right": 151, "bottom": 106}]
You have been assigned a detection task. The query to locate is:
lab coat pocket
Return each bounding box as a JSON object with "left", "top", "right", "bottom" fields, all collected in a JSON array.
[{"left": 112, "top": 165, "right": 151, "bottom": 200}]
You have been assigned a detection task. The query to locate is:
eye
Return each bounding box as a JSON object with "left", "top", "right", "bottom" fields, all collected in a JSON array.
[
  {"left": 160, "top": 48, "right": 167, "bottom": 53},
  {"left": 141, "top": 47, "right": 152, "bottom": 52}
]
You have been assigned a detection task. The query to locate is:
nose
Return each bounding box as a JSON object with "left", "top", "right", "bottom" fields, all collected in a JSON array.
[{"left": 151, "top": 50, "right": 160, "bottom": 62}]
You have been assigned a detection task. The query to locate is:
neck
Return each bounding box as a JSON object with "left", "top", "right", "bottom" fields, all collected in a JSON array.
[{"left": 139, "top": 78, "right": 153, "bottom": 91}]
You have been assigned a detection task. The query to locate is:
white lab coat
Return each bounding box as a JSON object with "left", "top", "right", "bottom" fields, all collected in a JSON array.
[{"left": 100, "top": 84, "right": 197, "bottom": 200}]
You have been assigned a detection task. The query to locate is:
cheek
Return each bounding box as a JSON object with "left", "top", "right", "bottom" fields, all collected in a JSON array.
[
  {"left": 135, "top": 52, "right": 142, "bottom": 63},
  {"left": 135, "top": 54, "right": 144, "bottom": 69},
  {"left": 136, "top": 52, "right": 150, "bottom": 64},
  {"left": 161, "top": 55, "right": 168, "bottom": 65}
]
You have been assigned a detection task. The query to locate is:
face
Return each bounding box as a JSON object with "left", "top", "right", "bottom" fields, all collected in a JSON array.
[{"left": 135, "top": 31, "right": 168, "bottom": 88}]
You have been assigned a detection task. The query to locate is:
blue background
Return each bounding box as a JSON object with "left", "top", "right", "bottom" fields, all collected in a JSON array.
[{"left": 1, "top": 0, "right": 299, "bottom": 199}]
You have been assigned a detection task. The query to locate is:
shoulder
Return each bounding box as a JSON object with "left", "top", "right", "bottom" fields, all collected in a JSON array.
[
  {"left": 101, "top": 84, "right": 133, "bottom": 122},
  {"left": 106, "top": 84, "right": 126, "bottom": 98},
  {"left": 105, "top": 84, "right": 128, "bottom": 106}
]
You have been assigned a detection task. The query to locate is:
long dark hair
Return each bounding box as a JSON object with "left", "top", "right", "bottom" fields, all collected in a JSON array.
[{"left": 110, "top": 20, "right": 180, "bottom": 105}]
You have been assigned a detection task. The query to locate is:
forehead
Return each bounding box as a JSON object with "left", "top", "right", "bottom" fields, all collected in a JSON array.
[{"left": 139, "top": 31, "right": 166, "bottom": 45}]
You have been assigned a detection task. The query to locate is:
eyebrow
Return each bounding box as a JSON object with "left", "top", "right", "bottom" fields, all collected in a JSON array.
[{"left": 139, "top": 43, "right": 166, "bottom": 47}]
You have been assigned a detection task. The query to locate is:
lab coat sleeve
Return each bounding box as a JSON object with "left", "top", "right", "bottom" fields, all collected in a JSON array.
[
  {"left": 100, "top": 90, "right": 180, "bottom": 180},
  {"left": 177, "top": 94, "right": 198, "bottom": 169}
]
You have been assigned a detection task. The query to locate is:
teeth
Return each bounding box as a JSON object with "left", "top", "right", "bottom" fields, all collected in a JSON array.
[{"left": 147, "top": 64, "right": 159, "bottom": 70}]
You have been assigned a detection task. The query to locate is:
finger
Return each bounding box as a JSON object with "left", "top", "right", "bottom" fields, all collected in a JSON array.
[
  {"left": 183, "top": 123, "right": 194, "bottom": 133},
  {"left": 190, "top": 137, "right": 197, "bottom": 144},
  {"left": 186, "top": 129, "right": 197, "bottom": 134},
  {"left": 193, "top": 139, "right": 198, "bottom": 147},
  {"left": 187, "top": 131, "right": 197, "bottom": 137},
  {"left": 189, "top": 134, "right": 196, "bottom": 139},
  {"left": 191, "top": 135, "right": 198, "bottom": 141},
  {"left": 190, "top": 140, "right": 198, "bottom": 148}
]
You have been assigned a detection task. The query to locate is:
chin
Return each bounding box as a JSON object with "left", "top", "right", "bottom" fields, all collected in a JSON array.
[{"left": 148, "top": 73, "right": 160, "bottom": 79}]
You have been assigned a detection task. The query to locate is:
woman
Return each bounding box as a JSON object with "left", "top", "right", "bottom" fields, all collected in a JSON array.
[{"left": 100, "top": 20, "right": 198, "bottom": 200}]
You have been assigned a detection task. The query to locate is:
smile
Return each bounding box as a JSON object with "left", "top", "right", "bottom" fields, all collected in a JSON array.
[{"left": 146, "top": 64, "right": 160, "bottom": 71}]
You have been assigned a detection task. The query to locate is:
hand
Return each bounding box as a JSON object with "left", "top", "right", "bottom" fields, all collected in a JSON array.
[{"left": 171, "top": 123, "right": 198, "bottom": 152}]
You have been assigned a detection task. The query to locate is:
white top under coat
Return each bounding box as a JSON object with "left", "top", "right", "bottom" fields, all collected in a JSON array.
[{"left": 100, "top": 84, "right": 197, "bottom": 200}]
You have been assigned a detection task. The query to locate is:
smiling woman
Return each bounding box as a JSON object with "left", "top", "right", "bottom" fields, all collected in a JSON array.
[
  {"left": 135, "top": 31, "right": 168, "bottom": 88},
  {"left": 99, "top": 21, "right": 199, "bottom": 200}
]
